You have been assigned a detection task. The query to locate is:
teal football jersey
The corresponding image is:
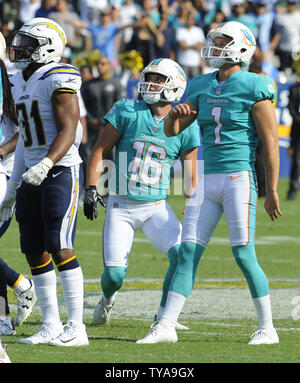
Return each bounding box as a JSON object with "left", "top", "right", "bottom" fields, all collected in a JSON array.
[
  {"left": 104, "top": 99, "right": 200, "bottom": 201},
  {"left": 187, "top": 70, "right": 276, "bottom": 173}
]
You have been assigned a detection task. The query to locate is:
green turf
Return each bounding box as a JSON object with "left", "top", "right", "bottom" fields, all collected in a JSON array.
[{"left": 1, "top": 178, "right": 300, "bottom": 364}]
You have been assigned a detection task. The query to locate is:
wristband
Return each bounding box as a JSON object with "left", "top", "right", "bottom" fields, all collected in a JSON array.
[{"left": 41, "top": 157, "right": 54, "bottom": 169}]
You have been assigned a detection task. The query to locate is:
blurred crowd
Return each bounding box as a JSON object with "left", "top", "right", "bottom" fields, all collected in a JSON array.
[{"left": 0, "top": 0, "right": 300, "bottom": 84}]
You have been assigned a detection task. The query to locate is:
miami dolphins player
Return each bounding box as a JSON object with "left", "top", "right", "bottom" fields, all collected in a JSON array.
[
  {"left": 137, "top": 21, "right": 282, "bottom": 345},
  {"left": 0, "top": 18, "right": 88, "bottom": 346},
  {"left": 84, "top": 58, "right": 200, "bottom": 328}
]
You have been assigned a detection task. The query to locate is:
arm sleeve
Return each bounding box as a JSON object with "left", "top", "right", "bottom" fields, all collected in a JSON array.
[
  {"left": 104, "top": 99, "right": 133, "bottom": 135},
  {"left": 179, "top": 120, "right": 201, "bottom": 154},
  {"left": 253, "top": 75, "right": 276, "bottom": 104},
  {"left": 9, "top": 137, "right": 26, "bottom": 186}
]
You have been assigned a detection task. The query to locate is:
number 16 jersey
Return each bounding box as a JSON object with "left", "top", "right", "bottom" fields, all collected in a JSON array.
[{"left": 104, "top": 98, "right": 200, "bottom": 202}]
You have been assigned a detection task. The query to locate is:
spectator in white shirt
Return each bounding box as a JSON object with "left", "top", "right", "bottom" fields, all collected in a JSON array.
[{"left": 175, "top": 11, "right": 205, "bottom": 78}]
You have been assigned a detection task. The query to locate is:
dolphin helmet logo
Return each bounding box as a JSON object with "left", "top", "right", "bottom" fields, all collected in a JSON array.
[{"left": 241, "top": 29, "right": 256, "bottom": 47}]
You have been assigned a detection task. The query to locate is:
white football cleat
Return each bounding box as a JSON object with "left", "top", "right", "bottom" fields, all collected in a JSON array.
[
  {"left": 93, "top": 295, "right": 115, "bottom": 325},
  {"left": 0, "top": 317, "right": 16, "bottom": 336},
  {"left": 0, "top": 341, "right": 11, "bottom": 363},
  {"left": 153, "top": 315, "right": 189, "bottom": 330},
  {"left": 14, "top": 280, "right": 37, "bottom": 326},
  {"left": 18, "top": 323, "right": 63, "bottom": 344},
  {"left": 248, "top": 328, "right": 279, "bottom": 345},
  {"left": 49, "top": 321, "right": 89, "bottom": 347},
  {"left": 136, "top": 322, "right": 178, "bottom": 344}
]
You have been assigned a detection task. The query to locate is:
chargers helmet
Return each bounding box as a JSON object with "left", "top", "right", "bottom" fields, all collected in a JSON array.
[
  {"left": 137, "top": 58, "right": 187, "bottom": 104},
  {"left": 0, "top": 32, "right": 6, "bottom": 60},
  {"left": 201, "top": 21, "right": 256, "bottom": 68},
  {"left": 10, "top": 17, "right": 67, "bottom": 70}
]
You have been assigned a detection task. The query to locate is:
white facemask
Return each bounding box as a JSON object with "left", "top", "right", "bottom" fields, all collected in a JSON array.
[{"left": 142, "top": 92, "right": 162, "bottom": 104}]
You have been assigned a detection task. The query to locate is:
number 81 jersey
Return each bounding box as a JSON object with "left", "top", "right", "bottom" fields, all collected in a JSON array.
[
  {"left": 104, "top": 98, "right": 200, "bottom": 202},
  {"left": 10, "top": 62, "right": 83, "bottom": 168}
]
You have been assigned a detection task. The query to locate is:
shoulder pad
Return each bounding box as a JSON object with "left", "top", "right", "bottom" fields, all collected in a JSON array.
[{"left": 39, "top": 65, "right": 81, "bottom": 80}]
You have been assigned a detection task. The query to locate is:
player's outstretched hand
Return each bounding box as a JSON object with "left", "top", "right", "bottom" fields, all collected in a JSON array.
[
  {"left": 169, "top": 103, "right": 198, "bottom": 119},
  {"left": 84, "top": 186, "right": 106, "bottom": 220}
]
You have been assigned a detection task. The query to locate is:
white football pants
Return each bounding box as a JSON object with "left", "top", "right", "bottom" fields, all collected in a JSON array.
[
  {"left": 182, "top": 171, "right": 257, "bottom": 247},
  {"left": 102, "top": 195, "right": 182, "bottom": 267}
]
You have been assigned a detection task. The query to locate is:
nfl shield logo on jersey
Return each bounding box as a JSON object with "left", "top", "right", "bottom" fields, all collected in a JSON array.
[{"left": 216, "top": 88, "right": 222, "bottom": 95}]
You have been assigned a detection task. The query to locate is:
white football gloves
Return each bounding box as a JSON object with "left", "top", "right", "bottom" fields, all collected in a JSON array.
[
  {"left": 0, "top": 180, "right": 19, "bottom": 221},
  {"left": 22, "top": 157, "right": 53, "bottom": 186}
]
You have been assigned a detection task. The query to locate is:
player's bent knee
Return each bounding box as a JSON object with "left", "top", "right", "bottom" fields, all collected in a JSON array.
[
  {"left": 102, "top": 266, "right": 127, "bottom": 291},
  {"left": 178, "top": 242, "right": 205, "bottom": 268}
]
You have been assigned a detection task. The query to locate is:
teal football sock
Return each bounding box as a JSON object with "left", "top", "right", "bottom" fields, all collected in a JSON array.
[
  {"left": 170, "top": 242, "right": 205, "bottom": 298},
  {"left": 159, "top": 244, "right": 180, "bottom": 308},
  {"left": 232, "top": 244, "right": 269, "bottom": 298},
  {"left": 101, "top": 266, "right": 127, "bottom": 299}
]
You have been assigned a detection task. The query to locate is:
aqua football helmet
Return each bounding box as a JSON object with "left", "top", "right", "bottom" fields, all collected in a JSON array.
[
  {"left": 10, "top": 17, "right": 67, "bottom": 70},
  {"left": 137, "top": 58, "right": 187, "bottom": 104},
  {"left": 201, "top": 21, "right": 256, "bottom": 68}
]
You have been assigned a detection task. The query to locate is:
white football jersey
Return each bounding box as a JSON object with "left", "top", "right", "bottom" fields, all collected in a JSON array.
[
  {"left": 0, "top": 117, "right": 19, "bottom": 176},
  {"left": 10, "top": 62, "right": 83, "bottom": 168}
]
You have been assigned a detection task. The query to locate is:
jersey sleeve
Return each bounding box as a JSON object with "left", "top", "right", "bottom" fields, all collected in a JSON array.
[
  {"left": 40, "top": 65, "right": 82, "bottom": 98},
  {"left": 104, "top": 98, "right": 136, "bottom": 135},
  {"left": 186, "top": 75, "right": 202, "bottom": 108},
  {"left": 179, "top": 120, "right": 201, "bottom": 154},
  {"left": 253, "top": 74, "right": 276, "bottom": 104}
]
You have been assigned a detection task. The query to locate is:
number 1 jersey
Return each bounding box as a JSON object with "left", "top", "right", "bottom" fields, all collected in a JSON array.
[{"left": 187, "top": 70, "right": 276, "bottom": 174}]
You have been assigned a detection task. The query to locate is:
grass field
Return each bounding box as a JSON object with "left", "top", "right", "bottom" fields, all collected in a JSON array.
[{"left": 1, "top": 178, "right": 300, "bottom": 367}]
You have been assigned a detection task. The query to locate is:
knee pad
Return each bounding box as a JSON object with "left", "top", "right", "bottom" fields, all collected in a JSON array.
[
  {"left": 101, "top": 266, "right": 127, "bottom": 298},
  {"left": 178, "top": 242, "right": 204, "bottom": 277}
]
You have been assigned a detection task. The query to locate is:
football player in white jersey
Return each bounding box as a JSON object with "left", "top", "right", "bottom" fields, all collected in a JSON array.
[
  {"left": 84, "top": 58, "right": 200, "bottom": 328},
  {"left": 0, "top": 18, "right": 88, "bottom": 346},
  {"left": 0, "top": 31, "right": 37, "bottom": 336}
]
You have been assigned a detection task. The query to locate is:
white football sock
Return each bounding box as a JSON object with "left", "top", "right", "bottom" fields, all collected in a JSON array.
[
  {"left": 156, "top": 305, "right": 164, "bottom": 320},
  {"left": 14, "top": 275, "right": 31, "bottom": 294},
  {"left": 59, "top": 267, "right": 84, "bottom": 325},
  {"left": 160, "top": 291, "right": 186, "bottom": 326},
  {"left": 253, "top": 294, "right": 274, "bottom": 329},
  {"left": 32, "top": 270, "right": 61, "bottom": 327},
  {"left": 103, "top": 292, "right": 116, "bottom": 307}
]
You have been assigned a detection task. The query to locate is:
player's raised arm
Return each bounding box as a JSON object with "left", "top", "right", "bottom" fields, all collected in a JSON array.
[
  {"left": 164, "top": 100, "right": 198, "bottom": 137},
  {"left": 252, "top": 99, "right": 282, "bottom": 221}
]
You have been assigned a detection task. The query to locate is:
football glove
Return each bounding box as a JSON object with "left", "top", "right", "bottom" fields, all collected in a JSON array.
[
  {"left": 22, "top": 157, "right": 53, "bottom": 186},
  {"left": 0, "top": 180, "right": 18, "bottom": 221},
  {"left": 83, "top": 186, "right": 106, "bottom": 220}
]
